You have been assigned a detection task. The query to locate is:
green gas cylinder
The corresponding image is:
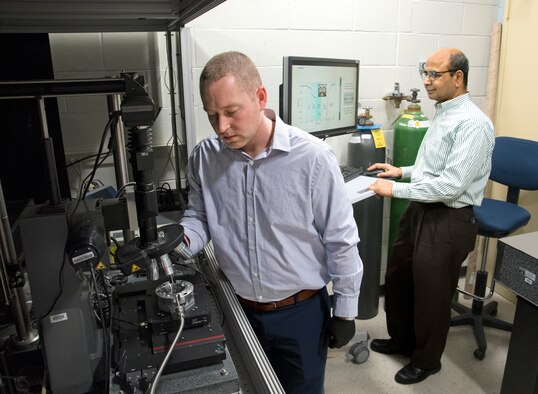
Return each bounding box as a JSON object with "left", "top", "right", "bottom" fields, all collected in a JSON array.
[{"left": 388, "top": 99, "right": 429, "bottom": 251}]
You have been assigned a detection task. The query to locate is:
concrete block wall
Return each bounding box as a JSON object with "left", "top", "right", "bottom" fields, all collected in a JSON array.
[
  {"left": 183, "top": 0, "right": 499, "bottom": 282},
  {"left": 184, "top": 0, "right": 498, "bottom": 148},
  {"left": 48, "top": 0, "right": 500, "bottom": 280}
]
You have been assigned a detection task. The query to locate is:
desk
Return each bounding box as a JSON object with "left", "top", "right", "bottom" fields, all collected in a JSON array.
[{"left": 495, "top": 232, "right": 538, "bottom": 394}]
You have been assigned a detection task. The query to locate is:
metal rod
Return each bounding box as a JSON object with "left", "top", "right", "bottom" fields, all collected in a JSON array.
[
  {"left": 455, "top": 281, "right": 496, "bottom": 302},
  {"left": 107, "top": 94, "right": 135, "bottom": 242},
  {"left": 0, "top": 78, "right": 125, "bottom": 99},
  {"left": 0, "top": 180, "right": 38, "bottom": 345},
  {"left": 107, "top": 94, "right": 130, "bottom": 190},
  {"left": 0, "top": 183, "right": 12, "bottom": 305},
  {"left": 456, "top": 236, "right": 497, "bottom": 301},
  {"left": 37, "top": 98, "right": 61, "bottom": 207},
  {"left": 176, "top": 31, "right": 190, "bottom": 185},
  {"left": 166, "top": 31, "right": 184, "bottom": 200}
]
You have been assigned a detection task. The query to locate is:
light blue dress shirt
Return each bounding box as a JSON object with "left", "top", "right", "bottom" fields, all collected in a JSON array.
[
  {"left": 393, "top": 93, "right": 495, "bottom": 208},
  {"left": 180, "top": 110, "right": 363, "bottom": 317}
]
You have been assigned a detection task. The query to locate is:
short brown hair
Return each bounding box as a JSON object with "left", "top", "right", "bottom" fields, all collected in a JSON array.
[{"left": 199, "top": 51, "right": 262, "bottom": 97}]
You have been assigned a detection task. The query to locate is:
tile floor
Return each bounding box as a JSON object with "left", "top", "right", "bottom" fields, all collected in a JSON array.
[{"left": 324, "top": 289, "right": 515, "bottom": 394}]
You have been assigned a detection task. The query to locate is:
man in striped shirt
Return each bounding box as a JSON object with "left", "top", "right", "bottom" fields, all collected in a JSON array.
[{"left": 366, "top": 48, "right": 495, "bottom": 384}]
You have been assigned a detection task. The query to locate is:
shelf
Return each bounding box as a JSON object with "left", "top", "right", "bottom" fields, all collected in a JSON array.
[{"left": 0, "top": 0, "right": 226, "bottom": 33}]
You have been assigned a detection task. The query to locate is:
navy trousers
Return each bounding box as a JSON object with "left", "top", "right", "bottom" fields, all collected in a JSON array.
[{"left": 241, "top": 288, "right": 331, "bottom": 394}]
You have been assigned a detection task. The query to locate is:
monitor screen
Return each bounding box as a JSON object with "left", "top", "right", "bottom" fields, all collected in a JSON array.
[{"left": 281, "top": 56, "right": 360, "bottom": 138}]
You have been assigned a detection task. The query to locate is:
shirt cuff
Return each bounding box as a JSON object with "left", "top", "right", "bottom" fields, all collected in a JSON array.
[
  {"left": 183, "top": 228, "right": 205, "bottom": 255},
  {"left": 392, "top": 182, "right": 410, "bottom": 199},
  {"left": 400, "top": 166, "right": 413, "bottom": 179},
  {"left": 332, "top": 294, "right": 358, "bottom": 318}
]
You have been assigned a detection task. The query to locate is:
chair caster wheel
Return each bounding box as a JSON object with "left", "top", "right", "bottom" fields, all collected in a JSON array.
[
  {"left": 347, "top": 342, "right": 370, "bottom": 364},
  {"left": 346, "top": 329, "right": 370, "bottom": 365},
  {"left": 474, "top": 348, "right": 486, "bottom": 360}
]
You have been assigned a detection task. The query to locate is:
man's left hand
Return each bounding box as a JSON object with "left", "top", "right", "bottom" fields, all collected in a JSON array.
[
  {"left": 326, "top": 317, "right": 355, "bottom": 348},
  {"left": 368, "top": 178, "right": 394, "bottom": 197}
]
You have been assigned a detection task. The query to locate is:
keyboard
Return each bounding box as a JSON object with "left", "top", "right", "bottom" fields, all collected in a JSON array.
[{"left": 339, "top": 165, "right": 363, "bottom": 183}]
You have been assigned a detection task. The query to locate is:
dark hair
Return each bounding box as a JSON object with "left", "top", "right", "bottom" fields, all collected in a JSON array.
[
  {"left": 199, "top": 51, "right": 262, "bottom": 97},
  {"left": 449, "top": 52, "right": 469, "bottom": 87}
]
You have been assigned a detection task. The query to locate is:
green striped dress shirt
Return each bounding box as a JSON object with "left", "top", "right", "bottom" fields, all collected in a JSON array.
[{"left": 392, "top": 93, "right": 495, "bottom": 208}]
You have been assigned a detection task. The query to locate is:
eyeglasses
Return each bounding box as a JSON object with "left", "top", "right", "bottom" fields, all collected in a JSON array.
[{"left": 419, "top": 69, "right": 457, "bottom": 80}]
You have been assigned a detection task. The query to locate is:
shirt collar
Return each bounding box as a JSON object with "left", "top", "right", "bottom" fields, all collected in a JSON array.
[
  {"left": 266, "top": 109, "right": 291, "bottom": 154},
  {"left": 434, "top": 92, "right": 471, "bottom": 112}
]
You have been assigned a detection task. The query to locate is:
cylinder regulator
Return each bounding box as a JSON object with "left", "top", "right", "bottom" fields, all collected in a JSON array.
[{"left": 348, "top": 106, "right": 386, "bottom": 169}]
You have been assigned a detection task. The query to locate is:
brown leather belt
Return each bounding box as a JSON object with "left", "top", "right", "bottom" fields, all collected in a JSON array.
[{"left": 237, "top": 289, "right": 321, "bottom": 312}]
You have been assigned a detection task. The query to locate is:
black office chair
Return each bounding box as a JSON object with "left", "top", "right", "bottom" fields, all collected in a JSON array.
[{"left": 451, "top": 136, "right": 538, "bottom": 360}]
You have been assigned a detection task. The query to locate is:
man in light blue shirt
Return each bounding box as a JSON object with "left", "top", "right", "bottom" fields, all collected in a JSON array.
[
  {"left": 180, "top": 51, "right": 363, "bottom": 393},
  {"left": 366, "top": 48, "right": 495, "bottom": 384}
]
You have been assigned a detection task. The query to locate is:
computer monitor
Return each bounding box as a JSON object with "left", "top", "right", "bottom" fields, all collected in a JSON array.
[{"left": 281, "top": 56, "right": 360, "bottom": 139}]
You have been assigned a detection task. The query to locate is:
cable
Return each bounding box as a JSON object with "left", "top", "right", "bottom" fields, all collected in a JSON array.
[
  {"left": 90, "top": 266, "right": 110, "bottom": 394},
  {"left": 81, "top": 115, "right": 117, "bottom": 200},
  {"left": 66, "top": 152, "right": 108, "bottom": 168},
  {"left": 66, "top": 149, "right": 112, "bottom": 225},
  {"left": 171, "top": 260, "right": 211, "bottom": 285},
  {"left": 157, "top": 135, "right": 178, "bottom": 187},
  {"left": 147, "top": 305, "right": 185, "bottom": 394},
  {"left": 115, "top": 182, "right": 136, "bottom": 198},
  {"left": 71, "top": 151, "right": 110, "bottom": 204},
  {"left": 79, "top": 151, "right": 111, "bottom": 199},
  {"left": 157, "top": 182, "right": 171, "bottom": 191},
  {"left": 110, "top": 237, "right": 121, "bottom": 250},
  {"left": 39, "top": 252, "right": 68, "bottom": 325}
]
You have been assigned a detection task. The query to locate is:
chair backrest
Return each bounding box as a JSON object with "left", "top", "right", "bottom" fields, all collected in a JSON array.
[{"left": 490, "top": 136, "right": 538, "bottom": 203}]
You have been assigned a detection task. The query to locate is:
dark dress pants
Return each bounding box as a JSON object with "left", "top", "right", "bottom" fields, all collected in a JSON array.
[
  {"left": 385, "top": 201, "right": 477, "bottom": 369},
  {"left": 241, "top": 288, "right": 331, "bottom": 394}
]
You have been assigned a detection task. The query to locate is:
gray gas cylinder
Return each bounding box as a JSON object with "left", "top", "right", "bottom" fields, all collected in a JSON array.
[{"left": 348, "top": 125, "right": 385, "bottom": 319}]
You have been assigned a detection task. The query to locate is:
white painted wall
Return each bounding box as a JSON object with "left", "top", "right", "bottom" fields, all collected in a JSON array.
[
  {"left": 48, "top": 0, "right": 500, "bottom": 281},
  {"left": 180, "top": 0, "right": 499, "bottom": 281},
  {"left": 183, "top": 0, "right": 498, "bottom": 162}
]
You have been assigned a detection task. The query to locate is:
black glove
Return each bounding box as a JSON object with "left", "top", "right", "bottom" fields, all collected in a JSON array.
[{"left": 326, "top": 317, "right": 355, "bottom": 349}]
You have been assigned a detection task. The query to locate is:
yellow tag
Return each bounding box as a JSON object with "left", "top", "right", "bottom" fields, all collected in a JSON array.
[
  {"left": 371, "top": 128, "right": 386, "bottom": 149},
  {"left": 131, "top": 264, "right": 142, "bottom": 273},
  {"left": 401, "top": 114, "right": 414, "bottom": 119},
  {"left": 109, "top": 245, "right": 117, "bottom": 264},
  {"left": 95, "top": 262, "right": 106, "bottom": 270}
]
